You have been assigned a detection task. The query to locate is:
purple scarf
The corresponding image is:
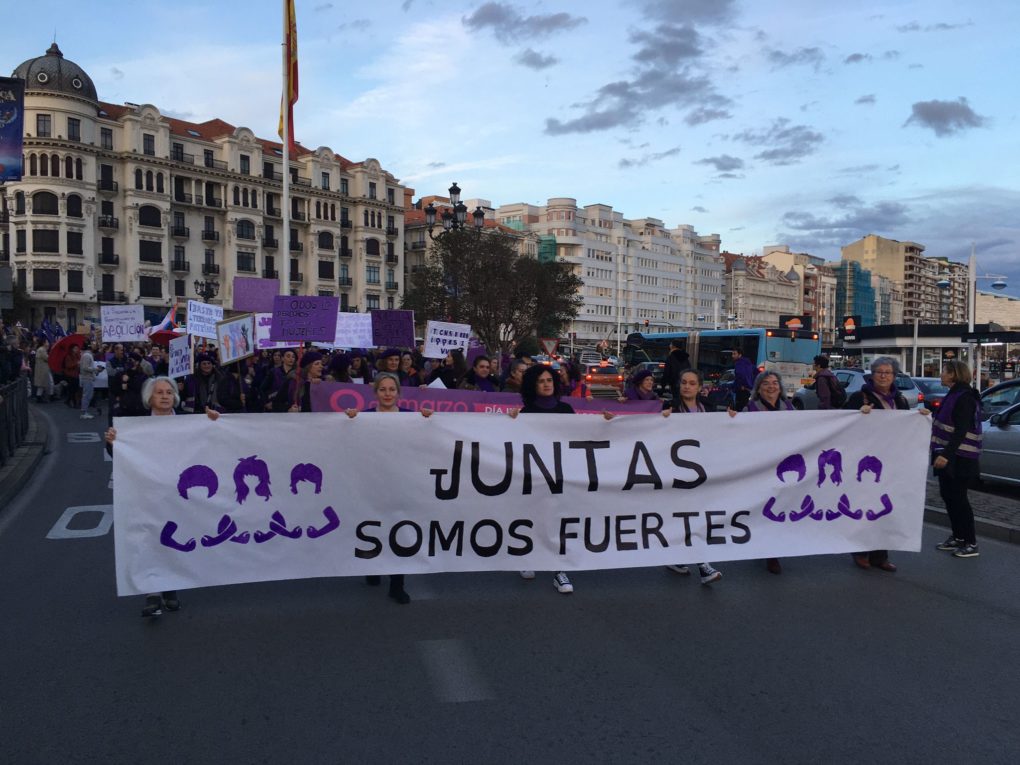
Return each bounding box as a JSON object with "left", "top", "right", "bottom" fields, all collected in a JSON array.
[
  {"left": 862, "top": 381, "right": 897, "bottom": 409},
  {"left": 532, "top": 395, "right": 561, "bottom": 410}
]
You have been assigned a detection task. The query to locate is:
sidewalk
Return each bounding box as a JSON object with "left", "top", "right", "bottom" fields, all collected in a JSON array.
[
  {"left": 925, "top": 479, "right": 1020, "bottom": 544},
  {"left": 0, "top": 404, "right": 50, "bottom": 511}
]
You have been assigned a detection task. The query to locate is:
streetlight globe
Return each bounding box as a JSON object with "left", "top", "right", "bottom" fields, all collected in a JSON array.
[
  {"left": 424, "top": 202, "right": 436, "bottom": 227},
  {"left": 936, "top": 278, "right": 951, "bottom": 289},
  {"left": 472, "top": 206, "right": 485, "bottom": 230},
  {"left": 992, "top": 279, "right": 1007, "bottom": 290},
  {"left": 448, "top": 182, "right": 461, "bottom": 206}
]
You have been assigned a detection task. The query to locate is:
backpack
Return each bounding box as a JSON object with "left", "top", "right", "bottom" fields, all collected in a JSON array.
[{"left": 824, "top": 374, "right": 847, "bottom": 408}]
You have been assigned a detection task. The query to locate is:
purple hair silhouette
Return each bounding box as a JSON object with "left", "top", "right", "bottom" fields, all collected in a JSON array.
[
  {"left": 776, "top": 454, "right": 806, "bottom": 483},
  {"left": 290, "top": 463, "right": 323, "bottom": 495},
  {"left": 234, "top": 456, "right": 272, "bottom": 504},
  {"left": 857, "top": 455, "right": 883, "bottom": 483},
  {"left": 817, "top": 449, "right": 843, "bottom": 486},
  {"left": 177, "top": 464, "right": 218, "bottom": 499}
]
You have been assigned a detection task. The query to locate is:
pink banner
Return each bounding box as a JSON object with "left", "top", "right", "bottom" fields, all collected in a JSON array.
[{"left": 310, "top": 382, "right": 662, "bottom": 415}]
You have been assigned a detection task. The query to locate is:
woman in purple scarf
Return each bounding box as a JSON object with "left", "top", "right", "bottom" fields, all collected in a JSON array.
[
  {"left": 459, "top": 355, "right": 497, "bottom": 392},
  {"left": 624, "top": 368, "right": 662, "bottom": 405}
]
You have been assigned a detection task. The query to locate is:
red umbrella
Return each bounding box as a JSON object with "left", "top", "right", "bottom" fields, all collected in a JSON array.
[
  {"left": 48, "top": 334, "right": 86, "bottom": 374},
  {"left": 149, "top": 329, "right": 184, "bottom": 347}
]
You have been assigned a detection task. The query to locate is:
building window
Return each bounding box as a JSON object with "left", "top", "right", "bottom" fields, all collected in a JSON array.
[
  {"left": 67, "top": 117, "right": 81, "bottom": 142},
  {"left": 139, "top": 276, "right": 162, "bottom": 298},
  {"left": 387, "top": 297, "right": 394, "bottom": 309},
  {"left": 240, "top": 154, "right": 250, "bottom": 175},
  {"left": 318, "top": 290, "right": 334, "bottom": 297},
  {"left": 321, "top": 172, "right": 330, "bottom": 190},
  {"left": 143, "top": 133, "right": 155, "bottom": 156},
  {"left": 365, "top": 239, "right": 380, "bottom": 257},
  {"left": 174, "top": 245, "right": 185, "bottom": 260},
  {"left": 65, "top": 156, "right": 73, "bottom": 177},
  {"left": 67, "top": 231, "right": 84, "bottom": 255},
  {"left": 233, "top": 186, "right": 241, "bottom": 206},
  {"left": 138, "top": 240, "right": 161, "bottom": 263},
  {"left": 32, "top": 191, "right": 59, "bottom": 215},
  {"left": 318, "top": 260, "right": 335, "bottom": 279},
  {"left": 67, "top": 270, "right": 84, "bottom": 293},
  {"left": 33, "top": 229, "right": 59, "bottom": 252},
  {"left": 14, "top": 192, "right": 25, "bottom": 214},
  {"left": 386, "top": 242, "right": 395, "bottom": 257},
  {"left": 366, "top": 294, "right": 380, "bottom": 310},
  {"left": 387, "top": 188, "right": 395, "bottom": 205},
  {"left": 236, "top": 220, "right": 255, "bottom": 240},
  {"left": 156, "top": 173, "right": 164, "bottom": 194},
  {"left": 366, "top": 265, "right": 380, "bottom": 284},
  {"left": 368, "top": 181, "right": 377, "bottom": 199},
  {"left": 135, "top": 169, "right": 143, "bottom": 190},
  {"left": 101, "top": 128, "right": 113, "bottom": 150},
  {"left": 340, "top": 178, "right": 349, "bottom": 195},
  {"left": 32, "top": 268, "right": 60, "bottom": 291},
  {"left": 138, "top": 205, "right": 162, "bottom": 227},
  {"left": 40, "top": 154, "right": 49, "bottom": 176},
  {"left": 236, "top": 252, "right": 256, "bottom": 272},
  {"left": 174, "top": 279, "right": 186, "bottom": 297},
  {"left": 317, "top": 231, "right": 334, "bottom": 249},
  {"left": 36, "top": 114, "right": 51, "bottom": 137}
]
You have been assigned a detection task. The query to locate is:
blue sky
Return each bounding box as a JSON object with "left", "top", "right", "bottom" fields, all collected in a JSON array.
[{"left": 9, "top": 0, "right": 1020, "bottom": 294}]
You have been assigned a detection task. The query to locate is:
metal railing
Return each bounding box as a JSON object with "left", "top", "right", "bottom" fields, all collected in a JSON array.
[{"left": 0, "top": 380, "right": 31, "bottom": 468}]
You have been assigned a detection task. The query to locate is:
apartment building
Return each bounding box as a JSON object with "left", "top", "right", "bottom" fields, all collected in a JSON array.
[
  {"left": 721, "top": 253, "right": 800, "bottom": 329},
  {"left": 1, "top": 44, "right": 406, "bottom": 326},
  {"left": 761, "top": 245, "right": 838, "bottom": 345}
]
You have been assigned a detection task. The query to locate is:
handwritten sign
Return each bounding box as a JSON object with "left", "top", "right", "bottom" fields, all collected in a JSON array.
[
  {"left": 233, "top": 276, "right": 280, "bottom": 313},
  {"left": 217, "top": 313, "right": 256, "bottom": 364},
  {"left": 187, "top": 300, "right": 224, "bottom": 340},
  {"left": 371, "top": 309, "right": 415, "bottom": 348},
  {"left": 168, "top": 334, "right": 192, "bottom": 379},
  {"left": 101, "top": 305, "right": 145, "bottom": 342},
  {"left": 269, "top": 296, "right": 339, "bottom": 343},
  {"left": 254, "top": 313, "right": 299, "bottom": 350},
  {"left": 334, "top": 312, "right": 374, "bottom": 348},
  {"left": 423, "top": 320, "right": 471, "bottom": 358}
]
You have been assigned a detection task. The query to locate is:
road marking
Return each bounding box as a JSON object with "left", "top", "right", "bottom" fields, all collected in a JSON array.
[
  {"left": 67, "top": 432, "right": 101, "bottom": 443},
  {"left": 46, "top": 505, "right": 113, "bottom": 539},
  {"left": 417, "top": 639, "right": 494, "bottom": 703}
]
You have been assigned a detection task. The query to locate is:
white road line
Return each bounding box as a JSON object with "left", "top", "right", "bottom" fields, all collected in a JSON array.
[
  {"left": 416, "top": 639, "right": 494, "bottom": 703},
  {"left": 67, "top": 432, "right": 101, "bottom": 443},
  {"left": 46, "top": 505, "right": 114, "bottom": 539}
]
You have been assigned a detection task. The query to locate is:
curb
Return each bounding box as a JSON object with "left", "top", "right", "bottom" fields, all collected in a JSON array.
[
  {"left": 924, "top": 504, "right": 1020, "bottom": 545},
  {"left": 0, "top": 406, "right": 51, "bottom": 511}
]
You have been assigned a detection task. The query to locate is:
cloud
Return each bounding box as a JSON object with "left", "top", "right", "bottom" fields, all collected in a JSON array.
[
  {"left": 618, "top": 145, "right": 681, "bottom": 169},
  {"left": 641, "top": 0, "right": 737, "bottom": 26},
  {"left": 883, "top": 50, "right": 901, "bottom": 59},
  {"left": 827, "top": 194, "right": 863, "bottom": 208},
  {"left": 515, "top": 48, "right": 559, "bottom": 70},
  {"left": 685, "top": 107, "right": 731, "bottom": 125},
  {"left": 855, "top": 94, "right": 876, "bottom": 105},
  {"left": 631, "top": 24, "right": 704, "bottom": 66},
  {"left": 844, "top": 53, "right": 871, "bottom": 64},
  {"left": 896, "top": 20, "right": 974, "bottom": 33},
  {"left": 774, "top": 198, "right": 913, "bottom": 252},
  {"left": 908, "top": 63, "right": 924, "bottom": 69},
  {"left": 691, "top": 206, "right": 709, "bottom": 213},
  {"left": 110, "top": 67, "right": 124, "bottom": 80},
  {"left": 696, "top": 154, "right": 744, "bottom": 172},
  {"left": 402, "top": 0, "right": 414, "bottom": 9},
  {"left": 838, "top": 164, "right": 880, "bottom": 174},
  {"left": 904, "top": 97, "right": 987, "bottom": 137},
  {"left": 732, "top": 118, "right": 824, "bottom": 165},
  {"left": 462, "top": 3, "right": 587, "bottom": 44},
  {"left": 314, "top": 2, "right": 333, "bottom": 10},
  {"left": 766, "top": 47, "right": 824, "bottom": 69},
  {"left": 426, "top": 161, "right": 446, "bottom": 169},
  {"left": 717, "top": 172, "right": 742, "bottom": 179},
  {"left": 338, "top": 19, "right": 371, "bottom": 31}
]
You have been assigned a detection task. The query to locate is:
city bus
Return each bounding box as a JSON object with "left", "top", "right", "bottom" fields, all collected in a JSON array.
[{"left": 622, "top": 327, "right": 822, "bottom": 398}]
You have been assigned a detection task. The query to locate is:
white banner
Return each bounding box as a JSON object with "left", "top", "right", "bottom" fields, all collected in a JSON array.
[
  {"left": 112, "top": 410, "right": 930, "bottom": 595},
  {"left": 334, "top": 312, "right": 373, "bottom": 348},
  {"left": 423, "top": 320, "right": 471, "bottom": 358},
  {"left": 255, "top": 312, "right": 299, "bottom": 351},
  {"left": 187, "top": 300, "right": 224, "bottom": 340},
  {"left": 168, "top": 334, "right": 192, "bottom": 379},
  {"left": 101, "top": 305, "right": 145, "bottom": 342}
]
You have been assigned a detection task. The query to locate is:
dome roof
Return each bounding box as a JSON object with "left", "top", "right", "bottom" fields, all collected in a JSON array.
[{"left": 12, "top": 43, "right": 98, "bottom": 102}]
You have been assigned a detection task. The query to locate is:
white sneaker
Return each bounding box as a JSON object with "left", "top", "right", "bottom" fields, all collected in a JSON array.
[
  {"left": 699, "top": 563, "right": 722, "bottom": 585},
  {"left": 553, "top": 572, "right": 573, "bottom": 593},
  {"left": 665, "top": 564, "right": 690, "bottom": 575},
  {"left": 519, "top": 570, "right": 535, "bottom": 580}
]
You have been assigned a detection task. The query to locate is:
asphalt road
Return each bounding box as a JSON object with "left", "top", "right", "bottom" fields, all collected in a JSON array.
[{"left": 2, "top": 402, "right": 1019, "bottom": 764}]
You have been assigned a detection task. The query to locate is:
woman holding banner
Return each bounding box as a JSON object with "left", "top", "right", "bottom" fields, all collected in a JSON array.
[
  {"left": 348, "top": 352, "right": 373, "bottom": 384},
  {"left": 345, "top": 372, "right": 432, "bottom": 604},
  {"left": 290, "top": 351, "right": 324, "bottom": 413},
  {"left": 263, "top": 349, "right": 298, "bottom": 412}
]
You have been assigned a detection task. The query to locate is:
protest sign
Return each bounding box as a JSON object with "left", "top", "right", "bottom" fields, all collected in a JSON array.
[
  {"left": 255, "top": 313, "right": 299, "bottom": 350},
  {"left": 187, "top": 300, "right": 224, "bottom": 340},
  {"left": 423, "top": 320, "right": 471, "bottom": 358},
  {"left": 233, "top": 277, "right": 280, "bottom": 313},
  {"left": 101, "top": 305, "right": 145, "bottom": 342},
  {"left": 269, "top": 295, "right": 338, "bottom": 343},
  {"left": 216, "top": 313, "right": 256, "bottom": 364},
  {"left": 334, "top": 312, "right": 374, "bottom": 348},
  {"left": 371, "top": 309, "right": 415, "bottom": 348},
  {"left": 168, "top": 334, "right": 192, "bottom": 379},
  {"left": 113, "top": 410, "right": 930, "bottom": 595}
]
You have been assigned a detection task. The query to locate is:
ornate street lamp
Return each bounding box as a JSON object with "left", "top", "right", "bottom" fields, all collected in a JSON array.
[
  {"left": 423, "top": 182, "right": 485, "bottom": 240},
  {"left": 193, "top": 279, "right": 219, "bottom": 303}
]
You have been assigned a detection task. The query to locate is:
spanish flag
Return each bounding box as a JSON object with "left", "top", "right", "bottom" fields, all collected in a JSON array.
[{"left": 278, "top": 0, "right": 299, "bottom": 151}]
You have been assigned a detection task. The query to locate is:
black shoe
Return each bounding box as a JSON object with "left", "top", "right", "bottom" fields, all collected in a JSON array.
[
  {"left": 388, "top": 587, "right": 410, "bottom": 605},
  {"left": 162, "top": 591, "right": 181, "bottom": 611},
  {"left": 952, "top": 543, "right": 979, "bottom": 558},
  {"left": 936, "top": 535, "right": 964, "bottom": 551},
  {"left": 141, "top": 595, "right": 163, "bottom": 618},
  {"left": 365, "top": 575, "right": 381, "bottom": 586}
]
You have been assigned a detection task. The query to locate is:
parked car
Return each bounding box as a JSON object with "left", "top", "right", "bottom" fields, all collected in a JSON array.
[
  {"left": 583, "top": 361, "right": 625, "bottom": 395},
  {"left": 913, "top": 377, "right": 950, "bottom": 411},
  {"left": 705, "top": 369, "right": 736, "bottom": 410},
  {"left": 979, "top": 401, "right": 1020, "bottom": 485},
  {"left": 980, "top": 379, "right": 1020, "bottom": 420},
  {"left": 793, "top": 369, "right": 924, "bottom": 410}
]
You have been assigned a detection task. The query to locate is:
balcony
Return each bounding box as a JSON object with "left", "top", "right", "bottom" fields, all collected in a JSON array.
[
  {"left": 410, "top": 240, "right": 426, "bottom": 250},
  {"left": 263, "top": 269, "right": 279, "bottom": 279},
  {"left": 97, "top": 179, "right": 118, "bottom": 194},
  {"left": 263, "top": 169, "right": 283, "bottom": 181},
  {"left": 289, "top": 241, "right": 303, "bottom": 252},
  {"left": 338, "top": 276, "right": 353, "bottom": 287},
  {"left": 98, "top": 215, "right": 119, "bottom": 230},
  {"left": 339, "top": 248, "right": 352, "bottom": 258},
  {"left": 385, "top": 254, "right": 399, "bottom": 265},
  {"left": 293, "top": 175, "right": 311, "bottom": 187},
  {"left": 174, "top": 192, "right": 193, "bottom": 205},
  {"left": 386, "top": 226, "right": 399, "bottom": 237},
  {"left": 171, "top": 259, "right": 190, "bottom": 273},
  {"left": 236, "top": 231, "right": 256, "bottom": 242},
  {"left": 0, "top": 250, "right": 9, "bottom": 264},
  {"left": 262, "top": 237, "right": 279, "bottom": 249},
  {"left": 201, "top": 230, "right": 220, "bottom": 242},
  {"left": 99, "top": 252, "right": 119, "bottom": 267},
  {"left": 202, "top": 262, "right": 220, "bottom": 275},
  {"left": 289, "top": 272, "right": 303, "bottom": 283},
  {"left": 0, "top": 212, "right": 8, "bottom": 225},
  {"left": 205, "top": 197, "right": 223, "bottom": 209},
  {"left": 266, "top": 207, "right": 282, "bottom": 219},
  {"left": 291, "top": 211, "right": 307, "bottom": 222},
  {"left": 97, "top": 290, "right": 127, "bottom": 303},
  {"left": 340, "top": 219, "right": 353, "bottom": 229},
  {"left": 385, "top": 281, "right": 399, "bottom": 291},
  {"left": 204, "top": 157, "right": 227, "bottom": 171},
  {"left": 171, "top": 225, "right": 190, "bottom": 239},
  {"left": 170, "top": 150, "right": 195, "bottom": 165}
]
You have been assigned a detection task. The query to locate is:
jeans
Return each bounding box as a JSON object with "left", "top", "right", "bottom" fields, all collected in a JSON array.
[{"left": 81, "top": 379, "right": 95, "bottom": 412}]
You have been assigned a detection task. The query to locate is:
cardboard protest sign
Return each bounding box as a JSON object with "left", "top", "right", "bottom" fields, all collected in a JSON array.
[
  {"left": 370, "top": 309, "right": 415, "bottom": 348},
  {"left": 186, "top": 300, "right": 224, "bottom": 340},
  {"left": 334, "top": 312, "right": 374, "bottom": 348},
  {"left": 269, "top": 296, "right": 339, "bottom": 343},
  {"left": 423, "top": 320, "right": 471, "bottom": 358},
  {"left": 101, "top": 305, "right": 146, "bottom": 342},
  {"left": 168, "top": 334, "right": 193, "bottom": 379},
  {"left": 233, "top": 277, "right": 280, "bottom": 313},
  {"left": 255, "top": 313, "right": 300, "bottom": 350},
  {"left": 216, "top": 313, "right": 256, "bottom": 364}
]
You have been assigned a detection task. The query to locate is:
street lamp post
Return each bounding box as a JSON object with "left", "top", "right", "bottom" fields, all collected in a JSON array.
[
  {"left": 193, "top": 279, "right": 219, "bottom": 304},
  {"left": 424, "top": 183, "right": 485, "bottom": 240}
]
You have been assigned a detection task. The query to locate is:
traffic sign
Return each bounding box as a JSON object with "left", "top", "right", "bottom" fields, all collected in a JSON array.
[{"left": 539, "top": 337, "right": 559, "bottom": 355}]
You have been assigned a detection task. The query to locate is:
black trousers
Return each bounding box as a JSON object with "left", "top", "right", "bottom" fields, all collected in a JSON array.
[{"left": 937, "top": 468, "right": 977, "bottom": 545}]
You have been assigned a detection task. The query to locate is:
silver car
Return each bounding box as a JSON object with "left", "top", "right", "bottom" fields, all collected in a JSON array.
[
  {"left": 793, "top": 369, "right": 924, "bottom": 410},
  {"left": 980, "top": 402, "right": 1020, "bottom": 485}
]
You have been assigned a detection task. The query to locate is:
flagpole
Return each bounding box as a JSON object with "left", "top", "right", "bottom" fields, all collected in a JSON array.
[{"left": 281, "top": 0, "right": 291, "bottom": 297}]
